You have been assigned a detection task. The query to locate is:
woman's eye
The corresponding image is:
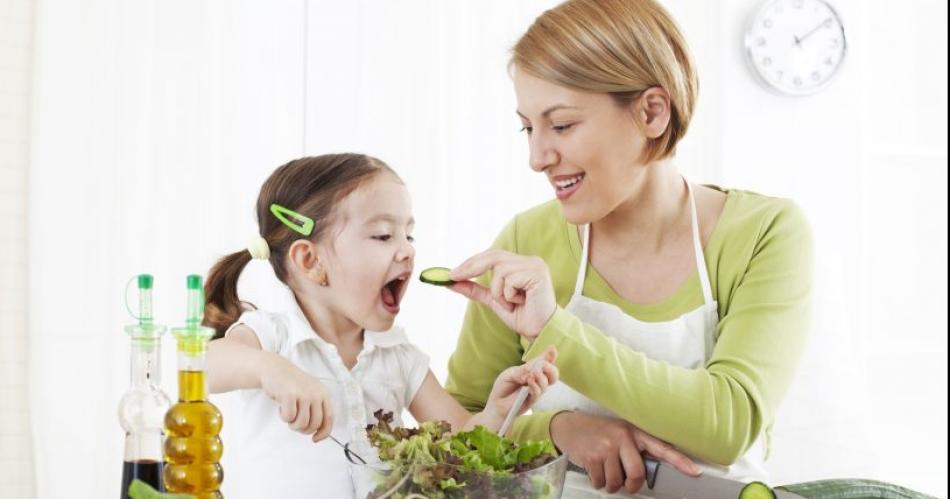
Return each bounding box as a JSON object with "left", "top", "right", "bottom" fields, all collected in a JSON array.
[
  {"left": 372, "top": 235, "right": 392, "bottom": 242},
  {"left": 407, "top": 235, "right": 415, "bottom": 243},
  {"left": 519, "top": 126, "right": 533, "bottom": 135},
  {"left": 553, "top": 123, "right": 574, "bottom": 133}
]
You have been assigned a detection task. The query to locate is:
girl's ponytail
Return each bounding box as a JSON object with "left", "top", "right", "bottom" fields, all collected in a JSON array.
[{"left": 204, "top": 249, "right": 253, "bottom": 339}]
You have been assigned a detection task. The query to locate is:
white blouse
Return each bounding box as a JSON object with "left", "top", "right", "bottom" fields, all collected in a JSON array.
[{"left": 221, "top": 288, "right": 429, "bottom": 499}]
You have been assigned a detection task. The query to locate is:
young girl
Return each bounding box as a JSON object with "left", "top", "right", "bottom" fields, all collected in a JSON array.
[{"left": 202, "top": 154, "right": 558, "bottom": 499}]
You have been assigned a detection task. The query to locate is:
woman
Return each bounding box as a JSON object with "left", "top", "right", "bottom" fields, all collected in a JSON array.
[{"left": 443, "top": 0, "right": 813, "bottom": 495}]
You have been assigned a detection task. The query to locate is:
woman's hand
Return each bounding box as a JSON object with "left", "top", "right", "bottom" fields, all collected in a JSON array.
[
  {"left": 551, "top": 411, "right": 702, "bottom": 494},
  {"left": 448, "top": 249, "right": 557, "bottom": 339},
  {"left": 486, "top": 346, "right": 559, "bottom": 421},
  {"left": 259, "top": 355, "right": 334, "bottom": 443}
]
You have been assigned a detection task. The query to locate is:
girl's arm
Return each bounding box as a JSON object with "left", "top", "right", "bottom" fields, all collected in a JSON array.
[
  {"left": 207, "top": 325, "right": 272, "bottom": 392},
  {"left": 408, "top": 348, "right": 558, "bottom": 435},
  {"left": 207, "top": 325, "right": 335, "bottom": 442}
]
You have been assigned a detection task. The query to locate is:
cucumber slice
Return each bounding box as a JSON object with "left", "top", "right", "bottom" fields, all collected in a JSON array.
[
  {"left": 419, "top": 267, "right": 455, "bottom": 286},
  {"left": 740, "top": 481, "right": 777, "bottom": 499},
  {"left": 128, "top": 479, "right": 195, "bottom": 499}
]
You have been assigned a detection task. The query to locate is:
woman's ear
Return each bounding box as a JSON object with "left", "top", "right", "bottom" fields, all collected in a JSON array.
[
  {"left": 288, "top": 239, "right": 328, "bottom": 285},
  {"left": 634, "top": 87, "right": 672, "bottom": 139}
]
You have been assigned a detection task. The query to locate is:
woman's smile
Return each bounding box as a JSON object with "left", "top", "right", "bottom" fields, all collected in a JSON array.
[{"left": 551, "top": 172, "right": 586, "bottom": 200}]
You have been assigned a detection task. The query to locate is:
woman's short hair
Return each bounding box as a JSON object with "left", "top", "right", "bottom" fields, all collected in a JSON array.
[{"left": 512, "top": 0, "right": 699, "bottom": 162}]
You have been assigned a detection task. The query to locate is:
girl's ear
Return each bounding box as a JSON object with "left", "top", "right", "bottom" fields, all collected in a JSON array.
[
  {"left": 288, "top": 239, "right": 328, "bottom": 285},
  {"left": 633, "top": 86, "right": 672, "bottom": 139}
]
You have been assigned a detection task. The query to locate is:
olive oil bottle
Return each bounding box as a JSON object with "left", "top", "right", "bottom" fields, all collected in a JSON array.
[{"left": 163, "top": 275, "right": 223, "bottom": 498}]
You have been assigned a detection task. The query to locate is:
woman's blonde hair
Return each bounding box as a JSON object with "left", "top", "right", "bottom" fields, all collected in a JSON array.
[{"left": 512, "top": 0, "right": 698, "bottom": 162}]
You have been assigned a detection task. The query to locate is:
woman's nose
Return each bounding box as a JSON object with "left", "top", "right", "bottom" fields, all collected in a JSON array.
[{"left": 529, "top": 135, "right": 559, "bottom": 172}]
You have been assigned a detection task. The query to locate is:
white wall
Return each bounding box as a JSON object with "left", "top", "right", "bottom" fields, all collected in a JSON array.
[
  {"left": 714, "top": 1, "right": 948, "bottom": 494},
  {"left": 0, "top": 0, "right": 35, "bottom": 496},
  {"left": 16, "top": 1, "right": 949, "bottom": 498}
]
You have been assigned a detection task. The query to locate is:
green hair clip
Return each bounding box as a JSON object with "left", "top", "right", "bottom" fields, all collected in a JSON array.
[{"left": 270, "top": 203, "right": 314, "bottom": 236}]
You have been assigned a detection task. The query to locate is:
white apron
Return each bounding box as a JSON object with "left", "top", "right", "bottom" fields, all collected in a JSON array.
[{"left": 532, "top": 181, "right": 767, "bottom": 498}]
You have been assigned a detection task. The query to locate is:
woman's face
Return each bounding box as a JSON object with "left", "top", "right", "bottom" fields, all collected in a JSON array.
[
  {"left": 318, "top": 174, "right": 416, "bottom": 332},
  {"left": 513, "top": 69, "right": 651, "bottom": 225}
]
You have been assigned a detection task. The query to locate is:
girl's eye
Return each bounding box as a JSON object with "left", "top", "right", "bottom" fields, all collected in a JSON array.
[
  {"left": 407, "top": 235, "right": 415, "bottom": 243},
  {"left": 372, "top": 235, "right": 392, "bottom": 242},
  {"left": 519, "top": 126, "right": 533, "bottom": 135},
  {"left": 553, "top": 123, "right": 574, "bottom": 133}
]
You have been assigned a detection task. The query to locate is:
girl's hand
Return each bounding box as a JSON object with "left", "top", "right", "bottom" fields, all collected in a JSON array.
[
  {"left": 448, "top": 249, "right": 557, "bottom": 339},
  {"left": 487, "top": 346, "right": 559, "bottom": 421},
  {"left": 259, "top": 355, "right": 334, "bottom": 442}
]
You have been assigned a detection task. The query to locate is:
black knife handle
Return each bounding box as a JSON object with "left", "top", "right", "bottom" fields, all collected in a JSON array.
[{"left": 644, "top": 458, "right": 659, "bottom": 489}]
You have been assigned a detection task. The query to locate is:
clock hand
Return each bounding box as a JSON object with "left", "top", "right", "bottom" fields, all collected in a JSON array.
[{"left": 795, "top": 17, "right": 832, "bottom": 47}]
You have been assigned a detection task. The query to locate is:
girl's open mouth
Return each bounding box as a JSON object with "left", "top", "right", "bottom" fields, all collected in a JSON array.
[{"left": 380, "top": 275, "right": 408, "bottom": 314}]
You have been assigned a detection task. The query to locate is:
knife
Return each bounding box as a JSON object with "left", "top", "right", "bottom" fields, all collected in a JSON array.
[{"left": 566, "top": 459, "right": 806, "bottom": 499}]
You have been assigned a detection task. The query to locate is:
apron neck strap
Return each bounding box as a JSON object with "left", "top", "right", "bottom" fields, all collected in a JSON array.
[
  {"left": 573, "top": 179, "right": 714, "bottom": 304},
  {"left": 574, "top": 224, "right": 591, "bottom": 296},
  {"left": 686, "top": 181, "right": 714, "bottom": 305}
]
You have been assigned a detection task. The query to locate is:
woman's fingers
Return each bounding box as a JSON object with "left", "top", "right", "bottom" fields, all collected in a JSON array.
[
  {"left": 587, "top": 459, "right": 607, "bottom": 490},
  {"left": 448, "top": 281, "right": 512, "bottom": 315},
  {"left": 618, "top": 440, "right": 646, "bottom": 493},
  {"left": 490, "top": 271, "right": 515, "bottom": 312},
  {"left": 604, "top": 455, "right": 625, "bottom": 493},
  {"left": 635, "top": 428, "right": 702, "bottom": 476},
  {"left": 450, "top": 249, "right": 508, "bottom": 281}
]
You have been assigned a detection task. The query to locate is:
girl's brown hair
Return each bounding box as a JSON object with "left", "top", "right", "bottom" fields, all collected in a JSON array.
[
  {"left": 203, "top": 153, "right": 397, "bottom": 339},
  {"left": 511, "top": 0, "right": 699, "bottom": 163}
]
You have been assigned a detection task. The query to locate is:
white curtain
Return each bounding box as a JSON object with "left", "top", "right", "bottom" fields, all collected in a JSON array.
[{"left": 26, "top": 1, "right": 947, "bottom": 498}]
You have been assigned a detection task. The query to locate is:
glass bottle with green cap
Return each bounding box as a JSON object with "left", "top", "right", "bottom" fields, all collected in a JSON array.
[
  {"left": 119, "top": 274, "right": 172, "bottom": 498},
  {"left": 163, "top": 275, "right": 224, "bottom": 498}
]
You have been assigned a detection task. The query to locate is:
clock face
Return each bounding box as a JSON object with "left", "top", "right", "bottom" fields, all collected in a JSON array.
[{"left": 745, "top": 0, "right": 847, "bottom": 96}]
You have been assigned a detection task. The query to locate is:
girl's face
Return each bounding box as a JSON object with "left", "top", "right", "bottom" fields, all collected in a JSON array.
[
  {"left": 319, "top": 174, "right": 415, "bottom": 332},
  {"left": 513, "top": 69, "right": 651, "bottom": 225}
]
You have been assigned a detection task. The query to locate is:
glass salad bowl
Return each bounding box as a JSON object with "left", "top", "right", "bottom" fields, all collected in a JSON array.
[{"left": 349, "top": 452, "right": 569, "bottom": 499}]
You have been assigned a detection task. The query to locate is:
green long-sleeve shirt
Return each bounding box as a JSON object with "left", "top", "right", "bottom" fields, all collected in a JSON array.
[{"left": 445, "top": 187, "right": 813, "bottom": 465}]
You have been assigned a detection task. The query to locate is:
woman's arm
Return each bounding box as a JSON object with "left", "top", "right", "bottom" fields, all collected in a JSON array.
[
  {"left": 444, "top": 219, "right": 564, "bottom": 443},
  {"left": 520, "top": 202, "right": 814, "bottom": 465}
]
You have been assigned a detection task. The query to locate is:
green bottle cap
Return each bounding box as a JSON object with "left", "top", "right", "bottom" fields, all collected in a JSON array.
[
  {"left": 187, "top": 274, "right": 201, "bottom": 290},
  {"left": 125, "top": 273, "right": 166, "bottom": 347},
  {"left": 173, "top": 274, "right": 215, "bottom": 356}
]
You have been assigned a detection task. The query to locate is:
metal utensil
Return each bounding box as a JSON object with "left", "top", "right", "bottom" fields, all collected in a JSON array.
[
  {"left": 497, "top": 355, "right": 548, "bottom": 436},
  {"left": 566, "top": 459, "right": 807, "bottom": 499},
  {"left": 329, "top": 435, "right": 368, "bottom": 464}
]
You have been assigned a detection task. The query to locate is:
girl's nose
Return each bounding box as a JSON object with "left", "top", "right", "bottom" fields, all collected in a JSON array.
[{"left": 395, "top": 239, "right": 415, "bottom": 262}]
